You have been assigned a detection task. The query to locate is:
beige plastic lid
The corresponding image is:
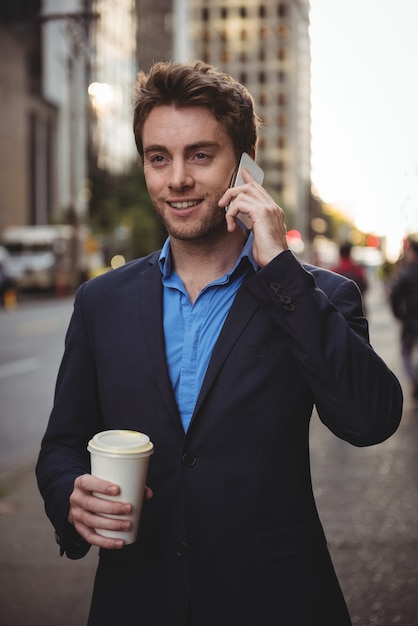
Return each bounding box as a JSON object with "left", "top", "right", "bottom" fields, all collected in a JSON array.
[{"left": 88, "top": 430, "right": 154, "bottom": 456}]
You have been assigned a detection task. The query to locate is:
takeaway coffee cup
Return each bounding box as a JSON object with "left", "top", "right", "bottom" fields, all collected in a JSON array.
[{"left": 88, "top": 429, "right": 154, "bottom": 544}]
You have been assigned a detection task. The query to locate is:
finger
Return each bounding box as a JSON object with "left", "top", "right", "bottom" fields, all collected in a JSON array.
[
  {"left": 74, "top": 519, "right": 127, "bottom": 550},
  {"left": 144, "top": 486, "right": 154, "bottom": 500},
  {"left": 70, "top": 490, "right": 132, "bottom": 517},
  {"left": 241, "top": 167, "right": 256, "bottom": 183},
  {"left": 75, "top": 473, "right": 121, "bottom": 497}
]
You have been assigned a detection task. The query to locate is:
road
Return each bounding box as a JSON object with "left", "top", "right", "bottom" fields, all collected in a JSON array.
[
  {"left": 0, "top": 295, "right": 74, "bottom": 477},
  {"left": 0, "top": 280, "right": 417, "bottom": 626}
]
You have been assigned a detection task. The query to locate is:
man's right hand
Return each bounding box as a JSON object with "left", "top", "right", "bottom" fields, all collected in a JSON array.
[{"left": 68, "top": 474, "right": 153, "bottom": 550}]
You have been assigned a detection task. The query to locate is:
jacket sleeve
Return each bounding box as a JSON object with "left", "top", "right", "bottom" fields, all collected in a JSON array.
[
  {"left": 36, "top": 283, "right": 100, "bottom": 559},
  {"left": 245, "top": 250, "right": 403, "bottom": 446}
]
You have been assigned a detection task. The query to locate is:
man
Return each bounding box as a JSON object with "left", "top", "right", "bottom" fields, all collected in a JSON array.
[
  {"left": 390, "top": 235, "right": 418, "bottom": 399},
  {"left": 36, "top": 61, "right": 403, "bottom": 626},
  {"left": 331, "top": 241, "right": 368, "bottom": 297}
]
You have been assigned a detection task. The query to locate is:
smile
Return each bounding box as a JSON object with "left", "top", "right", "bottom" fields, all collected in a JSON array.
[{"left": 169, "top": 200, "right": 200, "bottom": 209}]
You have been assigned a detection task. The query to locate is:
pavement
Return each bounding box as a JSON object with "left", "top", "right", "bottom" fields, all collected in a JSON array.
[{"left": 0, "top": 277, "right": 417, "bottom": 626}]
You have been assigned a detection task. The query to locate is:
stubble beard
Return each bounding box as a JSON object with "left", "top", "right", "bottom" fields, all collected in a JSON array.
[{"left": 155, "top": 198, "right": 227, "bottom": 242}]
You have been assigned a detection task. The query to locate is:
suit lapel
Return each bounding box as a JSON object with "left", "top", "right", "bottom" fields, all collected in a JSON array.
[
  {"left": 137, "top": 258, "right": 184, "bottom": 433},
  {"left": 192, "top": 282, "right": 259, "bottom": 422}
]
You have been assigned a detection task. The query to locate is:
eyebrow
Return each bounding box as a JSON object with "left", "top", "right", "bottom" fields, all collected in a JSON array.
[{"left": 143, "top": 140, "right": 221, "bottom": 156}]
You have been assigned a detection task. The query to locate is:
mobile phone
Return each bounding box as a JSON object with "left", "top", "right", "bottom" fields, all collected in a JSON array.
[{"left": 227, "top": 152, "right": 264, "bottom": 231}]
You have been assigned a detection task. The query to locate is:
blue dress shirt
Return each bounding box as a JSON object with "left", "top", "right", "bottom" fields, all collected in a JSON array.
[{"left": 159, "top": 235, "right": 258, "bottom": 432}]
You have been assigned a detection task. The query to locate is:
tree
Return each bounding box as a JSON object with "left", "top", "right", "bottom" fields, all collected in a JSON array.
[{"left": 88, "top": 161, "right": 166, "bottom": 262}]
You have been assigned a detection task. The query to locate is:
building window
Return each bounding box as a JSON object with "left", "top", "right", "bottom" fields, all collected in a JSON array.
[
  {"left": 277, "top": 92, "right": 287, "bottom": 106},
  {"left": 221, "top": 7, "right": 228, "bottom": 19},
  {"left": 258, "top": 71, "right": 266, "bottom": 84},
  {"left": 259, "top": 25, "right": 271, "bottom": 39},
  {"left": 278, "top": 3, "right": 288, "bottom": 18},
  {"left": 277, "top": 114, "right": 287, "bottom": 128},
  {"left": 277, "top": 70, "right": 286, "bottom": 83},
  {"left": 259, "top": 5, "right": 266, "bottom": 18},
  {"left": 277, "top": 24, "right": 289, "bottom": 38},
  {"left": 278, "top": 47, "right": 286, "bottom": 61},
  {"left": 259, "top": 92, "right": 267, "bottom": 106},
  {"left": 277, "top": 136, "right": 286, "bottom": 149},
  {"left": 239, "top": 72, "right": 247, "bottom": 85},
  {"left": 202, "top": 7, "right": 209, "bottom": 21},
  {"left": 240, "top": 7, "right": 247, "bottom": 18},
  {"left": 202, "top": 28, "right": 212, "bottom": 43}
]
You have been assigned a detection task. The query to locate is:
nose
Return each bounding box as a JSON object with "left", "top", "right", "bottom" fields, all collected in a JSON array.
[{"left": 168, "top": 159, "right": 193, "bottom": 190}]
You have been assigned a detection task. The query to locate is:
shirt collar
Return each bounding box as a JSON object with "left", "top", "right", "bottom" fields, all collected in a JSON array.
[{"left": 158, "top": 234, "right": 258, "bottom": 279}]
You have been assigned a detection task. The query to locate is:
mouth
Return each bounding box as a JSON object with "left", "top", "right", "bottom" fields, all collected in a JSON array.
[{"left": 168, "top": 200, "right": 201, "bottom": 209}]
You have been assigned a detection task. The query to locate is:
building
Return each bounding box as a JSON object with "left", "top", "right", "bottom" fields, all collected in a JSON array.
[
  {"left": 0, "top": 0, "right": 56, "bottom": 232},
  {"left": 136, "top": 0, "right": 174, "bottom": 72},
  {"left": 0, "top": 0, "right": 95, "bottom": 232},
  {"left": 88, "top": 0, "right": 138, "bottom": 175},
  {"left": 41, "top": 0, "right": 93, "bottom": 225}
]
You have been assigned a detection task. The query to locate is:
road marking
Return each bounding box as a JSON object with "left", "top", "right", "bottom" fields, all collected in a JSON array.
[{"left": 0, "top": 357, "right": 41, "bottom": 379}]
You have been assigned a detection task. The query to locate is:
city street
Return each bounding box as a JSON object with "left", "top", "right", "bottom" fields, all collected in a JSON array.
[
  {"left": 0, "top": 294, "right": 74, "bottom": 476},
  {"left": 0, "top": 279, "right": 417, "bottom": 626}
]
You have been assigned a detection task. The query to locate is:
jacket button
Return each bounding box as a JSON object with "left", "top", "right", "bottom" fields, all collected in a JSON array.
[
  {"left": 182, "top": 452, "right": 197, "bottom": 467},
  {"left": 176, "top": 542, "right": 187, "bottom": 557}
]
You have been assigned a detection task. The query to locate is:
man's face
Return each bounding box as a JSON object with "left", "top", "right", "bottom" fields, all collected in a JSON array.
[{"left": 142, "top": 105, "right": 237, "bottom": 242}]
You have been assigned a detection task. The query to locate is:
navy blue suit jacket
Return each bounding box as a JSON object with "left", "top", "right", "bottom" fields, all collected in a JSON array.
[{"left": 37, "top": 249, "right": 402, "bottom": 625}]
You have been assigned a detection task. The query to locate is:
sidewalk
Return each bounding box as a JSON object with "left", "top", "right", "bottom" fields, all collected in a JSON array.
[
  {"left": 0, "top": 464, "right": 98, "bottom": 626},
  {"left": 0, "top": 278, "right": 417, "bottom": 626}
]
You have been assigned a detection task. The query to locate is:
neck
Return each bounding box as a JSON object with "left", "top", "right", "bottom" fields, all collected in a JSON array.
[{"left": 170, "top": 229, "right": 248, "bottom": 303}]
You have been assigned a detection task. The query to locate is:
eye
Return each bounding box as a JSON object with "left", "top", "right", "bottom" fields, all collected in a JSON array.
[
  {"left": 146, "top": 154, "right": 167, "bottom": 167},
  {"left": 193, "top": 152, "right": 212, "bottom": 163}
]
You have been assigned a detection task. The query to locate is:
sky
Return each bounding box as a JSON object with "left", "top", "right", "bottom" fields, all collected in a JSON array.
[{"left": 309, "top": 0, "right": 418, "bottom": 256}]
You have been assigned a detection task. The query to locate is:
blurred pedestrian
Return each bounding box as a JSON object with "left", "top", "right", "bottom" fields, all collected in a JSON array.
[
  {"left": 390, "top": 235, "right": 418, "bottom": 399},
  {"left": 36, "top": 60, "right": 403, "bottom": 626},
  {"left": 331, "top": 241, "right": 369, "bottom": 297}
]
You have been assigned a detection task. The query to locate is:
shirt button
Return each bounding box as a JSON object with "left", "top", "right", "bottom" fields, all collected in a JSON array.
[
  {"left": 182, "top": 452, "right": 197, "bottom": 467},
  {"left": 176, "top": 542, "right": 187, "bottom": 557}
]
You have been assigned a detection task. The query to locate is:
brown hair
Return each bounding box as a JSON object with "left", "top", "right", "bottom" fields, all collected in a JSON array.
[{"left": 133, "top": 60, "right": 261, "bottom": 161}]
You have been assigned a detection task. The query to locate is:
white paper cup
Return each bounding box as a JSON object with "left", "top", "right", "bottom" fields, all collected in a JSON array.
[{"left": 88, "top": 429, "right": 154, "bottom": 544}]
